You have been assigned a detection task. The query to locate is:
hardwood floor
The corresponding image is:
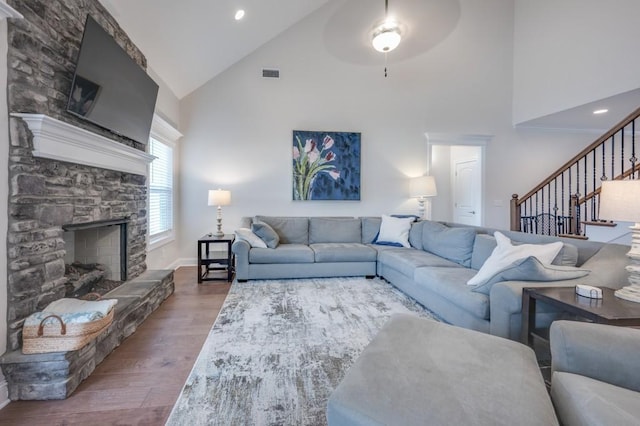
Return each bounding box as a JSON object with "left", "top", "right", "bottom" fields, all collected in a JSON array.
[{"left": 0, "top": 266, "right": 231, "bottom": 426}]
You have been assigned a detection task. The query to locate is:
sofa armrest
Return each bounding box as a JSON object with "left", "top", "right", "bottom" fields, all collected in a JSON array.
[
  {"left": 489, "top": 280, "right": 577, "bottom": 340},
  {"left": 232, "top": 240, "right": 250, "bottom": 280},
  {"left": 551, "top": 320, "right": 640, "bottom": 392}
]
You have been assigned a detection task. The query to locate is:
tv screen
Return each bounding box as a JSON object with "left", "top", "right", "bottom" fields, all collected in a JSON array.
[{"left": 67, "top": 16, "right": 159, "bottom": 145}]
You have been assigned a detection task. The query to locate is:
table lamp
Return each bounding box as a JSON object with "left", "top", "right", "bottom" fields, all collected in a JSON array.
[
  {"left": 208, "top": 189, "right": 231, "bottom": 238},
  {"left": 598, "top": 180, "right": 640, "bottom": 303},
  {"left": 410, "top": 176, "right": 437, "bottom": 219}
]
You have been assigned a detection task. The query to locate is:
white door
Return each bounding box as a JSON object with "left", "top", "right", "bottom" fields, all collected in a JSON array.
[{"left": 453, "top": 159, "right": 481, "bottom": 225}]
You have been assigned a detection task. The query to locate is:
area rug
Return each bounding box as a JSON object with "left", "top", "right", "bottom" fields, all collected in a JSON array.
[{"left": 166, "top": 277, "right": 441, "bottom": 425}]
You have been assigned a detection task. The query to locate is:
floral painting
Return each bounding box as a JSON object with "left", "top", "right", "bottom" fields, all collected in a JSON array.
[{"left": 292, "top": 130, "right": 361, "bottom": 201}]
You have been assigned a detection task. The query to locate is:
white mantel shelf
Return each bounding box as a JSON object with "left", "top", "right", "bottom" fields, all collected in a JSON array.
[
  {"left": 0, "top": 1, "right": 22, "bottom": 20},
  {"left": 12, "top": 113, "right": 155, "bottom": 176}
]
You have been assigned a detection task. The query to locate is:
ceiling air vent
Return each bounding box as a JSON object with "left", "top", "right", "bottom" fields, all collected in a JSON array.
[{"left": 262, "top": 68, "right": 280, "bottom": 79}]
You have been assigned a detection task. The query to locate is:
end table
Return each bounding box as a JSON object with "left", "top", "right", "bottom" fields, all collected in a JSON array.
[{"left": 197, "top": 233, "right": 235, "bottom": 283}]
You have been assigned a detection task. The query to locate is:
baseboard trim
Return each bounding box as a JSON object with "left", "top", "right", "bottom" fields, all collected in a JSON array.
[
  {"left": 0, "top": 378, "right": 10, "bottom": 409},
  {"left": 170, "top": 258, "right": 196, "bottom": 270}
]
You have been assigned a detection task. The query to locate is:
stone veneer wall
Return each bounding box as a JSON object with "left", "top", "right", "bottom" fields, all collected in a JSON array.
[{"left": 5, "top": 0, "right": 150, "bottom": 351}]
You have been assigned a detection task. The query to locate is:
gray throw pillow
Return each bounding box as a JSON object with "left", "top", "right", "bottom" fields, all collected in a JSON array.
[
  {"left": 422, "top": 221, "right": 476, "bottom": 267},
  {"left": 251, "top": 220, "right": 280, "bottom": 249},
  {"left": 471, "top": 256, "right": 590, "bottom": 295}
]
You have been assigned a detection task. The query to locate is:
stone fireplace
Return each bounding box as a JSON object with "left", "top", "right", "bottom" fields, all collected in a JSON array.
[
  {"left": 1, "top": 0, "right": 176, "bottom": 400},
  {"left": 4, "top": 0, "right": 155, "bottom": 352}
]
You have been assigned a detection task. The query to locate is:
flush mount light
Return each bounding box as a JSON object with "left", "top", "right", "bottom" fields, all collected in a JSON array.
[
  {"left": 593, "top": 109, "right": 609, "bottom": 115},
  {"left": 235, "top": 9, "right": 245, "bottom": 20},
  {"left": 372, "top": 22, "right": 401, "bottom": 52}
]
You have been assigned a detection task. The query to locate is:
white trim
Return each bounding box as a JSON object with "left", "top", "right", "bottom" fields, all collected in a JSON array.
[
  {"left": 12, "top": 113, "right": 155, "bottom": 176},
  {"left": 148, "top": 231, "right": 175, "bottom": 251},
  {"left": 151, "top": 114, "right": 182, "bottom": 142},
  {"left": 176, "top": 258, "right": 198, "bottom": 268},
  {"left": 0, "top": 1, "right": 22, "bottom": 20}
]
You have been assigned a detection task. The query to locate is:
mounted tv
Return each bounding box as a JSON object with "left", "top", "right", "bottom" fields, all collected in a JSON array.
[{"left": 67, "top": 16, "right": 158, "bottom": 145}]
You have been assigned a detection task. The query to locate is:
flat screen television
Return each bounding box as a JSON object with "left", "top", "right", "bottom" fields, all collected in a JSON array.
[{"left": 67, "top": 16, "right": 159, "bottom": 145}]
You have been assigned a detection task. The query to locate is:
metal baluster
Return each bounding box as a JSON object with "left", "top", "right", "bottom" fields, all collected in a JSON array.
[
  {"left": 583, "top": 156, "right": 587, "bottom": 227},
  {"left": 612, "top": 135, "right": 616, "bottom": 182},
  {"left": 592, "top": 149, "right": 596, "bottom": 221},
  {"left": 621, "top": 130, "right": 625, "bottom": 179}
]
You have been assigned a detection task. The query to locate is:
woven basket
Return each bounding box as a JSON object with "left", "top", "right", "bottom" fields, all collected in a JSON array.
[{"left": 22, "top": 308, "right": 114, "bottom": 354}]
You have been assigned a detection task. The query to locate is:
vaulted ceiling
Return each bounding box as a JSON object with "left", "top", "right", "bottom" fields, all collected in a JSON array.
[
  {"left": 99, "top": 0, "right": 331, "bottom": 99},
  {"left": 98, "top": 0, "right": 638, "bottom": 131}
]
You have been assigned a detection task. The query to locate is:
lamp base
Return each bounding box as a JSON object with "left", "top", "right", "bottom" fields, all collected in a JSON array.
[
  {"left": 617, "top": 223, "right": 640, "bottom": 303},
  {"left": 615, "top": 285, "right": 640, "bottom": 303},
  {"left": 214, "top": 206, "right": 224, "bottom": 238}
]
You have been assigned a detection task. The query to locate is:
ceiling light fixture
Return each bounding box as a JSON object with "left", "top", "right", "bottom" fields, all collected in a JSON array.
[
  {"left": 372, "top": 22, "right": 402, "bottom": 53},
  {"left": 593, "top": 109, "right": 608, "bottom": 115},
  {"left": 372, "top": 0, "right": 402, "bottom": 77},
  {"left": 235, "top": 9, "right": 245, "bottom": 20}
]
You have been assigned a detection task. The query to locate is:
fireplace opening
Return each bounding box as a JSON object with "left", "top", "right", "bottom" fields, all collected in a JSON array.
[{"left": 62, "top": 218, "right": 129, "bottom": 298}]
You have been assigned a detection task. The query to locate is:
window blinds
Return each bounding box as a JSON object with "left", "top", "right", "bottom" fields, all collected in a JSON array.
[{"left": 149, "top": 137, "right": 173, "bottom": 237}]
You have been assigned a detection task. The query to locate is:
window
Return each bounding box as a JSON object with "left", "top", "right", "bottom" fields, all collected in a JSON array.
[{"left": 148, "top": 115, "right": 181, "bottom": 249}]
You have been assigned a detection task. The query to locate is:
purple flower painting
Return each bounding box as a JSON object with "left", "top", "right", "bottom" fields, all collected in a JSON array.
[{"left": 292, "top": 130, "right": 361, "bottom": 201}]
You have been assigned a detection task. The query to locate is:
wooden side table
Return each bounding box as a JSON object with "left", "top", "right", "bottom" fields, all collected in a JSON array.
[
  {"left": 521, "top": 286, "right": 640, "bottom": 347},
  {"left": 197, "top": 234, "right": 235, "bottom": 283}
]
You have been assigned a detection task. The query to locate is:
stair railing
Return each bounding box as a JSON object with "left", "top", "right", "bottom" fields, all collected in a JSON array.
[{"left": 511, "top": 105, "right": 640, "bottom": 236}]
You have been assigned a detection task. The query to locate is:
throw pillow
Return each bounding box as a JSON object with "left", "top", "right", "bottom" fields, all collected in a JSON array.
[
  {"left": 375, "top": 215, "right": 414, "bottom": 248},
  {"left": 471, "top": 256, "right": 590, "bottom": 295},
  {"left": 421, "top": 221, "right": 476, "bottom": 267},
  {"left": 467, "top": 231, "right": 563, "bottom": 286},
  {"left": 234, "top": 228, "right": 268, "bottom": 248},
  {"left": 251, "top": 220, "right": 280, "bottom": 249},
  {"left": 470, "top": 234, "right": 579, "bottom": 269}
]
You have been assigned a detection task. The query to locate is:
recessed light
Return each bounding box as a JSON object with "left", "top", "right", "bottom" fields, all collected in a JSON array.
[
  {"left": 235, "top": 9, "right": 245, "bottom": 20},
  {"left": 593, "top": 109, "right": 608, "bottom": 115}
]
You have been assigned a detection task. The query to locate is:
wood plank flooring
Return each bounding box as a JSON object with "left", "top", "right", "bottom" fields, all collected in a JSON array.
[{"left": 0, "top": 266, "right": 231, "bottom": 426}]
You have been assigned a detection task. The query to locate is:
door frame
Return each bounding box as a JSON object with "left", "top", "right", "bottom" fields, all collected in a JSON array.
[{"left": 425, "top": 133, "right": 491, "bottom": 226}]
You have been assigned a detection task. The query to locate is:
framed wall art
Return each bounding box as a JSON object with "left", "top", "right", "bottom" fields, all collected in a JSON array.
[{"left": 292, "top": 130, "right": 361, "bottom": 201}]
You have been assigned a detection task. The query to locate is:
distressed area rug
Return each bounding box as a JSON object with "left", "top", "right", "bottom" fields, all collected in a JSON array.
[{"left": 167, "top": 277, "right": 440, "bottom": 426}]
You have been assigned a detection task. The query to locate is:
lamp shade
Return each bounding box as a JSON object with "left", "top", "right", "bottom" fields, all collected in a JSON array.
[
  {"left": 599, "top": 180, "right": 640, "bottom": 223},
  {"left": 372, "top": 25, "right": 401, "bottom": 52},
  {"left": 410, "top": 176, "right": 437, "bottom": 198},
  {"left": 208, "top": 189, "right": 231, "bottom": 207}
]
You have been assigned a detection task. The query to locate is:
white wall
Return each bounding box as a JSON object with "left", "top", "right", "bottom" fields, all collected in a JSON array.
[
  {"left": 177, "top": 0, "right": 599, "bottom": 260},
  {"left": 513, "top": 0, "right": 640, "bottom": 124},
  {"left": 146, "top": 69, "right": 183, "bottom": 270}
]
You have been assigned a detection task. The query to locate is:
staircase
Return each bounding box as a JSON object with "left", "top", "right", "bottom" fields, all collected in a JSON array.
[{"left": 510, "top": 106, "right": 640, "bottom": 239}]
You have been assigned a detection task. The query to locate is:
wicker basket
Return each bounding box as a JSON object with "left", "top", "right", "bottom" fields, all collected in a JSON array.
[{"left": 22, "top": 306, "right": 115, "bottom": 354}]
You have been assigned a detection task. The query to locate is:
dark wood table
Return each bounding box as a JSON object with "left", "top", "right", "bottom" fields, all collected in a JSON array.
[
  {"left": 521, "top": 286, "right": 640, "bottom": 347},
  {"left": 197, "top": 233, "right": 235, "bottom": 283}
]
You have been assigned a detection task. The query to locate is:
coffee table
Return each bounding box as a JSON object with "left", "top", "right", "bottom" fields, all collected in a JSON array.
[{"left": 521, "top": 286, "right": 640, "bottom": 347}]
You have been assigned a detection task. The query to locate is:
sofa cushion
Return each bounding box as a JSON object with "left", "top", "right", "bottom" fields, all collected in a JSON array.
[
  {"left": 251, "top": 221, "right": 280, "bottom": 248},
  {"left": 414, "top": 267, "right": 489, "bottom": 319},
  {"left": 471, "top": 234, "right": 579, "bottom": 270},
  {"left": 468, "top": 232, "right": 563, "bottom": 286},
  {"left": 249, "top": 244, "right": 314, "bottom": 264},
  {"left": 254, "top": 216, "right": 309, "bottom": 245},
  {"left": 378, "top": 248, "right": 462, "bottom": 277},
  {"left": 422, "top": 221, "right": 476, "bottom": 267},
  {"left": 471, "top": 256, "right": 590, "bottom": 295},
  {"left": 309, "top": 218, "right": 361, "bottom": 244},
  {"left": 310, "top": 243, "right": 377, "bottom": 263}
]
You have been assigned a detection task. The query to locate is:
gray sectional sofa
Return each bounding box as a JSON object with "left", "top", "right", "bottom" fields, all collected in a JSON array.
[{"left": 233, "top": 215, "right": 630, "bottom": 341}]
